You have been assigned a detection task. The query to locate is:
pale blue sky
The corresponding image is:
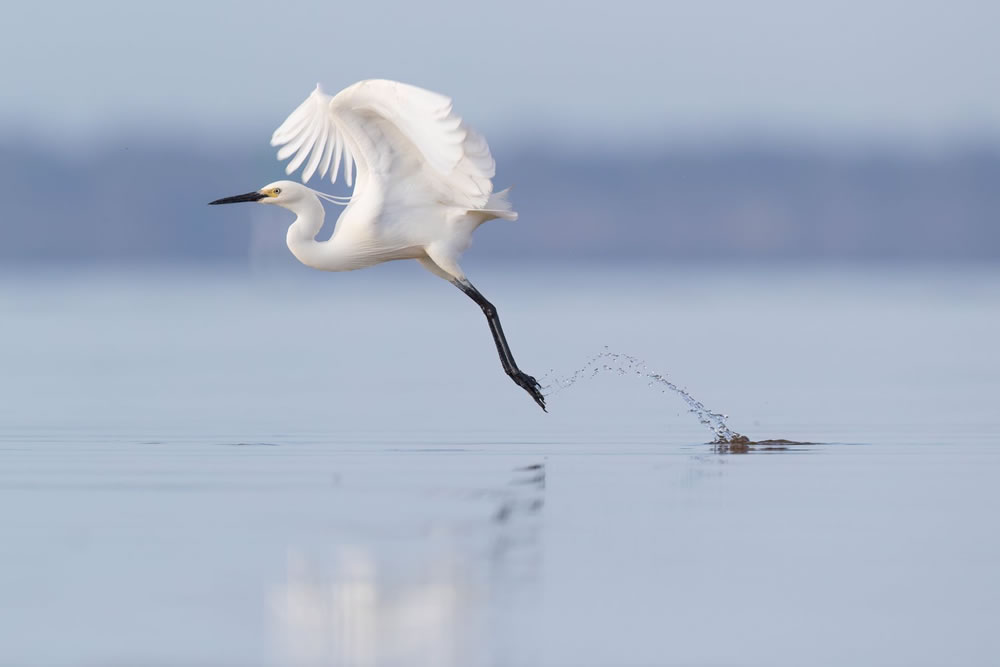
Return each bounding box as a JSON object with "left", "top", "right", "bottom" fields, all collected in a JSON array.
[{"left": 3, "top": 0, "right": 998, "bottom": 147}]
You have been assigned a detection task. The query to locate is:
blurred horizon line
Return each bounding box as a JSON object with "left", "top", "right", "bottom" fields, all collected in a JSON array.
[{"left": 3, "top": 132, "right": 998, "bottom": 263}]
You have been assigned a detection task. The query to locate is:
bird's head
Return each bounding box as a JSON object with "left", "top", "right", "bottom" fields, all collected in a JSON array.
[{"left": 208, "top": 180, "right": 311, "bottom": 210}]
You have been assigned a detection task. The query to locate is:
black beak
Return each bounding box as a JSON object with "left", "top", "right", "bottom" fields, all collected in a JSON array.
[{"left": 208, "top": 191, "right": 267, "bottom": 205}]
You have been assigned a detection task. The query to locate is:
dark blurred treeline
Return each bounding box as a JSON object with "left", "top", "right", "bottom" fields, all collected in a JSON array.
[{"left": 2, "top": 137, "right": 998, "bottom": 262}]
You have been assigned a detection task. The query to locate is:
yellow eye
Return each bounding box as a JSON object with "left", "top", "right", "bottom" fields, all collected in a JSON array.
[{"left": 272, "top": 188, "right": 281, "bottom": 195}]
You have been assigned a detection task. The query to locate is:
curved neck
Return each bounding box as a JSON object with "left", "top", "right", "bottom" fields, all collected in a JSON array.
[
  {"left": 285, "top": 193, "right": 325, "bottom": 242},
  {"left": 284, "top": 192, "right": 374, "bottom": 272},
  {"left": 284, "top": 195, "right": 338, "bottom": 270}
]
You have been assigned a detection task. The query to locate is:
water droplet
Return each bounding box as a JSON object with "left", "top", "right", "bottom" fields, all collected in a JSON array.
[{"left": 539, "top": 349, "right": 745, "bottom": 442}]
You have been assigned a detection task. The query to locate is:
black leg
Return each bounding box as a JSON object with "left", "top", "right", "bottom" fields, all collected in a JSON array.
[{"left": 454, "top": 280, "right": 546, "bottom": 411}]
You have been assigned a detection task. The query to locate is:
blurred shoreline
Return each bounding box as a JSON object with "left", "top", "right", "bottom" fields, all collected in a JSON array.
[{"left": 3, "top": 135, "right": 999, "bottom": 263}]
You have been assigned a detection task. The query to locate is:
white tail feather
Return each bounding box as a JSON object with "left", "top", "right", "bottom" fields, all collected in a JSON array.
[{"left": 468, "top": 187, "right": 517, "bottom": 222}]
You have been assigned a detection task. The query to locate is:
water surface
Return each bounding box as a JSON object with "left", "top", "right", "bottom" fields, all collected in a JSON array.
[{"left": 1, "top": 263, "right": 998, "bottom": 665}]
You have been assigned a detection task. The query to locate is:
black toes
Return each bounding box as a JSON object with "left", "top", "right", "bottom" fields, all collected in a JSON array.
[{"left": 514, "top": 372, "right": 547, "bottom": 412}]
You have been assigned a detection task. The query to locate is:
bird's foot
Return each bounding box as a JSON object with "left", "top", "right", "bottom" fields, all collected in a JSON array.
[{"left": 512, "top": 371, "right": 547, "bottom": 412}]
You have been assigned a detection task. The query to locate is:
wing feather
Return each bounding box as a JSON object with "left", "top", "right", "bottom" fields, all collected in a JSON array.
[
  {"left": 302, "top": 115, "right": 329, "bottom": 182},
  {"left": 271, "top": 85, "right": 338, "bottom": 175},
  {"left": 275, "top": 117, "right": 315, "bottom": 161},
  {"left": 330, "top": 131, "right": 343, "bottom": 184},
  {"left": 270, "top": 79, "right": 499, "bottom": 208},
  {"left": 318, "top": 124, "right": 336, "bottom": 178},
  {"left": 343, "top": 141, "right": 354, "bottom": 188},
  {"left": 284, "top": 114, "right": 321, "bottom": 174}
]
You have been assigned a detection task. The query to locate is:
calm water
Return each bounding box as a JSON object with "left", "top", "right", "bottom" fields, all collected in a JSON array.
[{"left": 1, "top": 262, "right": 998, "bottom": 666}]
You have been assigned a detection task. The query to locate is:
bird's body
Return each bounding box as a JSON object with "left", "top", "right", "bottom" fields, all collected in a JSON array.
[
  {"left": 281, "top": 177, "right": 512, "bottom": 274},
  {"left": 210, "top": 79, "right": 545, "bottom": 409}
]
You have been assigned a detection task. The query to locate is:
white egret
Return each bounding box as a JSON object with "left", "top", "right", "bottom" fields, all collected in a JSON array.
[{"left": 210, "top": 79, "right": 545, "bottom": 410}]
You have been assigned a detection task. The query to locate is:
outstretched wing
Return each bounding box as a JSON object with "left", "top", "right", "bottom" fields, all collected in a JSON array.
[
  {"left": 270, "top": 85, "right": 353, "bottom": 186},
  {"left": 270, "top": 80, "right": 496, "bottom": 209}
]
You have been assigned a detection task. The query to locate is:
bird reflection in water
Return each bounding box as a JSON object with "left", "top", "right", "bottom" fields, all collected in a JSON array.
[
  {"left": 272, "top": 547, "right": 490, "bottom": 666},
  {"left": 271, "top": 464, "right": 545, "bottom": 666}
]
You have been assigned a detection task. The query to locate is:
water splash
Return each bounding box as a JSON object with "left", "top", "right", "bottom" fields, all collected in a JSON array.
[{"left": 542, "top": 348, "right": 746, "bottom": 444}]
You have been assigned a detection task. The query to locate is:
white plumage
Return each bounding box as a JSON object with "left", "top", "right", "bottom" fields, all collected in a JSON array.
[
  {"left": 210, "top": 79, "right": 544, "bottom": 410},
  {"left": 271, "top": 79, "right": 497, "bottom": 209}
]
